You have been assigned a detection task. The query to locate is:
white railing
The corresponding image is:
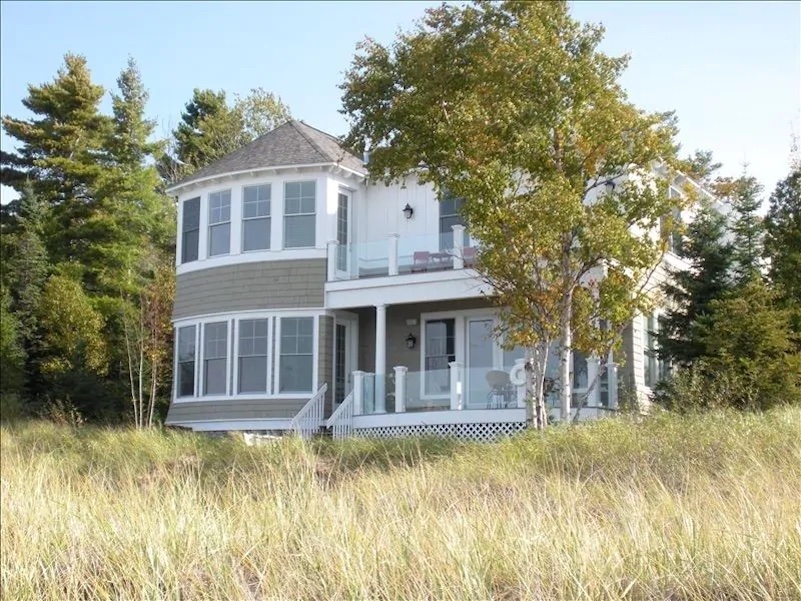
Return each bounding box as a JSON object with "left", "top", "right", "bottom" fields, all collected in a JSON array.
[
  {"left": 289, "top": 383, "right": 328, "bottom": 440},
  {"left": 325, "top": 390, "right": 355, "bottom": 439}
]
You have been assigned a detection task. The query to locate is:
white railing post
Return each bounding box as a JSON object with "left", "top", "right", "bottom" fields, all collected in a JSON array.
[
  {"left": 388, "top": 234, "right": 400, "bottom": 276},
  {"left": 452, "top": 224, "right": 465, "bottom": 270},
  {"left": 515, "top": 358, "right": 527, "bottom": 408},
  {"left": 608, "top": 359, "right": 618, "bottom": 410},
  {"left": 353, "top": 370, "right": 365, "bottom": 415},
  {"left": 393, "top": 365, "right": 408, "bottom": 413},
  {"left": 449, "top": 361, "right": 463, "bottom": 410},
  {"left": 327, "top": 239, "right": 338, "bottom": 281}
]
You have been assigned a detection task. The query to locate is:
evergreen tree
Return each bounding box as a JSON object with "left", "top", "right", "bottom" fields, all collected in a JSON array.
[
  {"left": 678, "top": 149, "right": 722, "bottom": 187},
  {"left": 656, "top": 200, "right": 735, "bottom": 366},
  {"left": 1, "top": 53, "right": 112, "bottom": 266},
  {"left": 764, "top": 167, "right": 801, "bottom": 325},
  {"left": 716, "top": 172, "right": 764, "bottom": 285},
  {"left": 0, "top": 286, "right": 25, "bottom": 400}
]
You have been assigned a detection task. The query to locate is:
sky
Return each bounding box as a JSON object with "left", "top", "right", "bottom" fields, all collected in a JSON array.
[{"left": 1, "top": 1, "right": 799, "bottom": 205}]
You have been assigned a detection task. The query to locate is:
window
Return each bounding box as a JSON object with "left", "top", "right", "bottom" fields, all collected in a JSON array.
[
  {"left": 208, "top": 190, "right": 231, "bottom": 256},
  {"left": 238, "top": 319, "right": 269, "bottom": 393},
  {"left": 181, "top": 197, "right": 200, "bottom": 263},
  {"left": 284, "top": 181, "right": 316, "bottom": 248},
  {"left": 573, "top": 350, "right": 589, "bottom": 389},
  {"left": 176, "top": 325, "right": 196, "bottom": 397},
  {"left": 279, "top": 317, "right": 314, "bottom": 393},
  {"left": 644, "top": 314, "right": 669, "bottom": 387},
  {"left": 439, "top": 192, "right": 467, "bottom": 250},
  {"left": 242, "top": 185, "right": 271, "bottom": 251},
  {"left": 203, "top": 321, "right": 228, "bottom": 395},
  {"left": 424, "top": 319, "right": 455, "bottom": 395},
  {"left": 662, "top": 187, "right": 683, "bottom": 255},
  {"left": 336, "top": 192, "right": 349, "bottom": 271}
]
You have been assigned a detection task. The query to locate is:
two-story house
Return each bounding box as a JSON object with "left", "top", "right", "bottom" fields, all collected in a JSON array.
[{"left": 164, "top": 120, "right": 698, "bottom": 441}]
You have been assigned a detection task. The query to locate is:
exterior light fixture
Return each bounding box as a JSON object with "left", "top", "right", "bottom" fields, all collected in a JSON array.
[
  {"left": 604, "top": 180, "right": 616, "bottom": 194},
  {"left": 405, "top": 333, "right": 417, "bottom": 349},
  {"left": 403, "top": 203, "right": 414, "bottom": 219}
]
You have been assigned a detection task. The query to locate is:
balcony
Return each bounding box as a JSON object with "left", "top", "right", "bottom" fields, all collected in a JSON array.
[{"left": 326, "top": 225, "right": 476, "bottom": 282}]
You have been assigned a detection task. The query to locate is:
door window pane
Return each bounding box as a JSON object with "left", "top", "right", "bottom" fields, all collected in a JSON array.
[{"left": 424, "top": 319, "right": 455, "bottom": 395}]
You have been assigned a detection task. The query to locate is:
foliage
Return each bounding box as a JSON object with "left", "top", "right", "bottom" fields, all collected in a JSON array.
[
  {"left": 2, "top": 409, "right": 800, "bottom": 599},
  {"left": 715, "top": 172, "right": 764, "bottom": 285},
  {"left": 656, "top": 199, "right": 735, "bottom": 366},
  {"left": 764, "top": 166, "right": 801, "bottom": 331},
  {"left": 161, "top": 87, "right": 291, "bottom": 182},
  {"left": 677, "top": 149, "right": 722, "bottom": 187},
  {"left": 0, "top": 287, "right": 25, "bottom": 397},
  {"left": 340, "top": 0, "right": 682, "bottom": 425}
]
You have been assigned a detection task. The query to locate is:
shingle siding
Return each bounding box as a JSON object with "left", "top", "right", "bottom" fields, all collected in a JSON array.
[
  {"left": 173, "top": 259, "right": 326, "bottom": 319},
  {"left": 165, "top": 399, "right": 307, "bottom": 423},
  {"left": 318, "top": 315, "right": 334, "bottom": 416}
]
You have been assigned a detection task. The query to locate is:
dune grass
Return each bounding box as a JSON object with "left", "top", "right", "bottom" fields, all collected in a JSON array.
[{"left": 1, "top": 409, "right": 800, "bottom": 600}]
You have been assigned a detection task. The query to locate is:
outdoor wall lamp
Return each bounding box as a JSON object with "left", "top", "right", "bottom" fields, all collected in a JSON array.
[
  {"left": 405, "top": 333, "right": 417, "bottom": 350},
  {"left": 403, "top": 203, "right": 414, "bottom": 219}
]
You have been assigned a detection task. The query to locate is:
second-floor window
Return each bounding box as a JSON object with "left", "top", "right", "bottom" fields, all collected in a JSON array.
[
  {"left": 208, "top": 190, "right": 231, "bottom": 256},
  {"left": 284, "top": 181, "right": 316, "bottom": 248},
  {"left": 440, "top": 192, "right": 467, "bottom": 250},
  {"left": 203, "top": 321, "right": 228, "bottom": 395},
  {"left": 181, "top": 197, "right": 200, "bottom": 263},
  {"left": 242, "top": 184, "right": 271, "bottom": 251}
]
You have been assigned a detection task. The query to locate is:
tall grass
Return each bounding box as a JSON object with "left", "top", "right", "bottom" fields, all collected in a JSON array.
[{"left": 2, "top": 409, "right": 800, "bottom": 600}]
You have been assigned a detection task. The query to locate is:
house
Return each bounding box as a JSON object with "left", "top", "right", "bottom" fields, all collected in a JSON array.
[{"left": 164, "top": 119, "right": 697, "bottom": 441}]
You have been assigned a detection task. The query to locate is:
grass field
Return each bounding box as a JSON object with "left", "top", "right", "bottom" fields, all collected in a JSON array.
[{"left": 1, "top": 409, "right": 800, "bottom": 600}]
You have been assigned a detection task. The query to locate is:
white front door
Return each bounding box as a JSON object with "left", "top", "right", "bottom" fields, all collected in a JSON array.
[{"left": 333, "top": 314, "right": 358, "bottom": 406}]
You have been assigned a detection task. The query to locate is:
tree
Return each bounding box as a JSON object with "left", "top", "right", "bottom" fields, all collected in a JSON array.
[
  {"left": 764, "top": 166, "right": 801, "bottom": 331},
  {"left": 340, "top": 0, "right": 682, "bottom": 427},
  {"left": 1, "top": 53, "right": 111, "bottom": 265},
  {"left": 160, "top": 87, "right": 291, "bottom": 182},
  {"left": 656, "top": 200, "right": 735, "bottom": 366},
  {"left": 677, "top": 149, "right": 722, "bottom": 187},
  {"left": 0, "top": 287, "right": 25, "bottom": 399},
  {"left": 716, "top": 171, "right": 764, "bottom": 286}
]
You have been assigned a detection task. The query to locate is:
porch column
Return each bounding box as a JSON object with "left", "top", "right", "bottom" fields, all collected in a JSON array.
[
  {"left": 326, "top": 239, "right": 338, "bottom": 281},
  {"left": 588, "top": 355, "right": 601, "bottom": 408},
  {"left": 388, "top": 234, "right": 400, "bottom": 276},
  {"left": 452, "top": 224, "right": 465, "bottom": 270},
  {"left": 607, "top": 355, "right": 619, "bottom": 410},
  {"left": 374, "top": 304, "right": 387, "bottom": 413},
  {"left": 449, "top": 361, "right": 463, "bottom": 410},
  {"left": 393, "top": 365, "right": 408, "bottom": 413},
  {"left": 353, "top": 370, "right": 365, "bottom": 415}
]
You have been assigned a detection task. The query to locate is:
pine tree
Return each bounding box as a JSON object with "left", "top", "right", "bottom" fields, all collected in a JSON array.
[
  {"left": 717, "top": 172, "right": 764, "bottom": 286},
  {"left": 764, "top": 166, "right": 801, "bottom": 327},
  {"left": 656, "top": 200, "right": 735, "bottom": 366},
  {"left": 2, "top": 54, "right": 111, "bottom": 266}
]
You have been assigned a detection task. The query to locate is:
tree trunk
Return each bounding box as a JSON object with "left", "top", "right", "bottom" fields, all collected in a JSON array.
[
  {"left": 524, "top": 342, "right": 549, "bottom": 431},
  {"left": 559, "top": 292, "right": 573, "bottom": 424}
]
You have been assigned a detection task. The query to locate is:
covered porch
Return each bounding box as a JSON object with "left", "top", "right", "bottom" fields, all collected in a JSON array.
[{"left": 326, "top": 299, "right": 621, "bottom": 440}]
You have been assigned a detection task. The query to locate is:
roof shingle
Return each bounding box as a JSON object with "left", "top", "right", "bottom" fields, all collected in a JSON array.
[{"left": 169, "top": 120, "right": 365, "bottom": 189}]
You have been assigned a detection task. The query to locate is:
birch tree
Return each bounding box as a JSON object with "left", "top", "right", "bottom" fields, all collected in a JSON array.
[{"left": 341, "top": 0, "right": 684, "bottom": 427}]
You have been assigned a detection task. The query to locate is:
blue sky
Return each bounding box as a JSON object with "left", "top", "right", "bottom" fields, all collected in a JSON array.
[{"left": 1, "top": 1, "right": 799, "bottom": 205}]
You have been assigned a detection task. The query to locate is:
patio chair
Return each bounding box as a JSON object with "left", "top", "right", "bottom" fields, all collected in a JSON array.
[
  {"left": 411, "top": 251, "right": 430, "bottom": 273},
  {"left": 485, "top": 369, "right": 512, "bottom": 408}
]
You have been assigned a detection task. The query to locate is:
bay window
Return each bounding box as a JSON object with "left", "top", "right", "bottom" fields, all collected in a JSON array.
[
  {"left": 176, "top": 325, "right": 196, "bottom": 397},
  {"left": 238, "top": 318, "right": 269, "bottom": 393},
  {"left": 181, "top": 197, "right": 200, "bottom": 263},
  {"left": 203, "top": 321, "right": 228, "bottom": 395},
  {"left": 208, "top": 190, "right": 231, "bottom": 256},
  {"left": 242, "top": 184, "right": 271, "bottom": 251},
  {"left": 279, "top": 317, "right": 314, "bottom": 393}
]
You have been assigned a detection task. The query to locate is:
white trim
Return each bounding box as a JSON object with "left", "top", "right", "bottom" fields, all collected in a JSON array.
[
  {"left": 169, "top": 418, "right": 294, "bottom": 431},
  {"left": 173, "top": 307, "right": 326, "bottom": 326},
  {"left": 177, "top": 248, "right": 326, "bottom": 275},
  {"left": 166, "top": 162, "right": 366, "bottom": 194},
  {"left": 353, "top": 407, "right": 526, "bottom": 429}
]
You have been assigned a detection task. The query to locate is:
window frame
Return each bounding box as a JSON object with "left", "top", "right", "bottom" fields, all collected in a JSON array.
[
  {"left": 242, "top": 184, "right": 272, "bottom": 252},
  {"left": 208, "top": 189, "right": 232, "bottom": 257},
  {"left": 277, "top": 315, "right": 318, "bottom": 395},
  {"left": 421, "top": 317, "right": 456, "bottom": 399},
  {"left": 202, "top": 320, "right": 229, "bottom": 397},
  {"left": 439, "top": 192, "right": 467, "bottom": 250},
  {"left": 175, "top": 324, "right": 198, "bottom": 398},
  {"left": 181, "top": 197, "right": 201, "bottom": 264},
  {"left": 283, "top": 180, "right": 317, "bottom": 249},
  {"left": 235, "top": 317, "right": 271, "bottom": 395}
]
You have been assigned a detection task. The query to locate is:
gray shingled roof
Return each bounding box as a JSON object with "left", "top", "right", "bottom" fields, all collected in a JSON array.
[{"left": 169, "top": 120, "right": 366, "bottom": 189}]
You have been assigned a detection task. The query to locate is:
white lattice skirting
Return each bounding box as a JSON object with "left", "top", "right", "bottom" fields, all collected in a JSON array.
[{"left": 352, "top": 421, "right": 527, "bottom": 442}]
